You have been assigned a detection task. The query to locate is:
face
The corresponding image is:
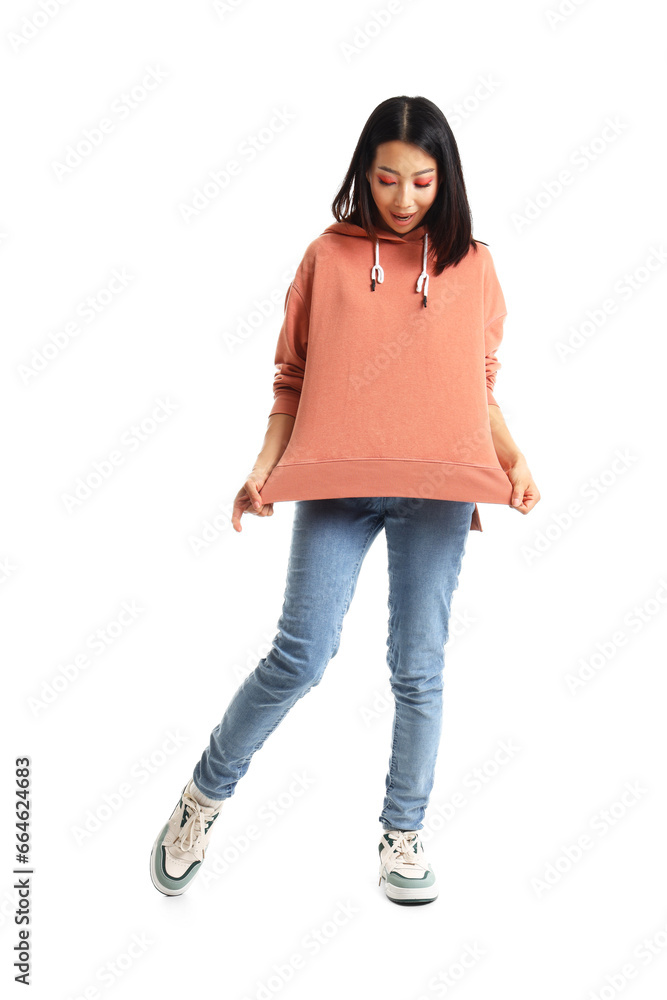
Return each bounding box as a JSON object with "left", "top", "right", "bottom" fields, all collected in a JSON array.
[{"left": 365, "top": 141, "right": 440, "bottom": 235}]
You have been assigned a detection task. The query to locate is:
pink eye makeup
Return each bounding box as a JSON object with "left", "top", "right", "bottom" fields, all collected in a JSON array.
[{"left": 377, "top": 174, "right": 432, "bottom": 188}]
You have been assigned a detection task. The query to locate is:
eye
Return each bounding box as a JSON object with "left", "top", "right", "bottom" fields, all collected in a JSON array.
[{"left": 377, "top": 177, "right": 433, "bottom": 188}]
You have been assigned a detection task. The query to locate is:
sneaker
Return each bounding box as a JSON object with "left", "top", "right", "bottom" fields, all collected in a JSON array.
[
  {"left": 150, "top": 780, "right": 223, "bottom": 896},
  {"left": 378, "top": 829, "right": 438, "bottom": 904}
]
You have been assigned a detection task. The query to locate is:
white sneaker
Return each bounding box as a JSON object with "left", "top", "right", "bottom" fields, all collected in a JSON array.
[
  {"left": 150, "top": 780, "right": 224, "bottom": 896},
  {"left": 378, "top": 829, "right": 438, "bottom": 904}
]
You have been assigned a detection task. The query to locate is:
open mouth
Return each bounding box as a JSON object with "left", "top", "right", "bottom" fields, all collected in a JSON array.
[{"left": 390, "top": 212, "right": 416, "bottom": 225}]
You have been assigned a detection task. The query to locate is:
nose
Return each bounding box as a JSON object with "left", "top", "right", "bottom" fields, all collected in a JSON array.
[{"left": 394, "top": 186, "right": 414, "bottom": 210}]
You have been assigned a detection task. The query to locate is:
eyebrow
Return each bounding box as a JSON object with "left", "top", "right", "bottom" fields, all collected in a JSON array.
[{"left": 376, "top": 165, "right": 435, "bottom": 176}]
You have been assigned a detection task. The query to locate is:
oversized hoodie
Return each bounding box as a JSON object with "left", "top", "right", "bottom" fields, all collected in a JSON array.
[{"left": 258, "top": 220, "right": 513, "bottom": 532}]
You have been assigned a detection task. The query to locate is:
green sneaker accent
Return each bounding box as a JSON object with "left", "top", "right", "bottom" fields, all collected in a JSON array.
[
  {"left": 378, "top": 830, "right": 438, "bottom": 904},
  {"left": 150, "top": 823, "right": 203, "bottom": 894},
  {"left": 150, "top": 785, "right": 223, "bottom": 897},
  {"left": 387, "top": 868, "right": 436, "bottom": 890}
]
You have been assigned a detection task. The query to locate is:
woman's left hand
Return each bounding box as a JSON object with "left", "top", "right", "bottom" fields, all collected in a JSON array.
[{"left": 505, "top": 458, "right": 541, "bottom": 515}]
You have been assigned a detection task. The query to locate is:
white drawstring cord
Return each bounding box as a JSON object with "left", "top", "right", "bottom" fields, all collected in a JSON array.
[
  {"left": 370, "top": 239, "right": 384, "bottom": 291},
  {"left": 416, "top": 233, "right": 429, "bottom": 307},
  {"left": 370, "top": 232, "right": 429, "bottom": 306}
]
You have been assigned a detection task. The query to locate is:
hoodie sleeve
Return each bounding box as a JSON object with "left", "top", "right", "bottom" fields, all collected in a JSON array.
[
  {"left": 482, "top": 250, "right": 507, "bottom": 408},
  {"left": 268, "top": 280, "right": 309, "bottom": 418}
]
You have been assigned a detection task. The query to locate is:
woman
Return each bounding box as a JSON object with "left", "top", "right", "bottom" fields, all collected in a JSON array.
[{"left": 150, "top": 95, "right": 540, "bottom": 905}]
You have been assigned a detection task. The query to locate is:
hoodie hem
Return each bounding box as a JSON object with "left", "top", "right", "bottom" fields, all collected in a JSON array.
[{"left": 259, "top": 459, "right": 514, "bottom": 532}]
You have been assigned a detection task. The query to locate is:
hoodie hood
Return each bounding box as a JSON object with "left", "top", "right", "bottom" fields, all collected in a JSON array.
[{"left": 321, "top": 221, "right": 431, "bottom": 307}]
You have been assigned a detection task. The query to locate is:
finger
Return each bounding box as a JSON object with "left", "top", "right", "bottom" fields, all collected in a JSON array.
[
  {"left": 245, "top": 481, "right": 263, "bottom": 511},
  {"left": 232, "top": 505, "right": 244, "bottom": 531},
  {"left": 232, "top": 496, "right": 252, "bottom": 531}
]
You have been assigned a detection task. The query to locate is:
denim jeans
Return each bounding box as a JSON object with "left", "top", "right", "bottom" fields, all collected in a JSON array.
[{"left": 193, "top": 496, "right": 475, "bottom": 832}]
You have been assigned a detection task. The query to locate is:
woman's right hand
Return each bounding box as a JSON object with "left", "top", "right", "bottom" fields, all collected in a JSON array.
[{"left": 231, "top": 468, "right": 275, "bottom": 532}]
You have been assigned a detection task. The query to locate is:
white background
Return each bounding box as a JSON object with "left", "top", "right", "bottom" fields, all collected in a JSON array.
[{"left": 2, "top": 0, "right": 666, "bottom": 997}]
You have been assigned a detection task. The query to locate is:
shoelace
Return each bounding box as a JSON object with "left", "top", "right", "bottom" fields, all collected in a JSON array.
[
  {"left": 379, "top": 830, "right": 427, "bottom": 884},
  {"left": 174, "top": 792, "right": 218, "bottom": 858}
]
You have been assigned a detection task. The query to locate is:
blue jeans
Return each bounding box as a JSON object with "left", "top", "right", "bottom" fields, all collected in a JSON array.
[{"left": 193, "top": 496, "right": 475, "bottom": 831}]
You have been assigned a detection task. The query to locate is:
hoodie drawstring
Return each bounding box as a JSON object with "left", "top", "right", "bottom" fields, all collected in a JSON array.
[
  {"left": 416, "top": 233, "right": 429, "bottom": 308},
  {"left": 370, "top": 232, "right": 429, "bottom": 307},
  {"left": 370, "top": 240, "right": 384, "bottom": 291}
]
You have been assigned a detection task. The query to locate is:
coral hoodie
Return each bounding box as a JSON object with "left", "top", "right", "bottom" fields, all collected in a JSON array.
[{"left": 258, "top": 220, "right": 513, "bottom": 532}]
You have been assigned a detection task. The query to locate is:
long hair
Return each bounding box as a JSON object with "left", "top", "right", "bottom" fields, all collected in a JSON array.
[{"left": 331, "top": 95, "right": 485, "bottom": 275}]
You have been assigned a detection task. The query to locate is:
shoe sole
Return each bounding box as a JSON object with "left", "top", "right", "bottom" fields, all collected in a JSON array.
[
  {"left": 381, "top": 875, "right": 438, "bottom": 905},
  {"left": 150, "top": 823, "right": 201, "bottom": 897}
]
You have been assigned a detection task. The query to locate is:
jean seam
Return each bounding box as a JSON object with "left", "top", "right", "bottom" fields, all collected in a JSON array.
[{"left": 385, "top": 579, "right": 398, "bottom": 805}]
